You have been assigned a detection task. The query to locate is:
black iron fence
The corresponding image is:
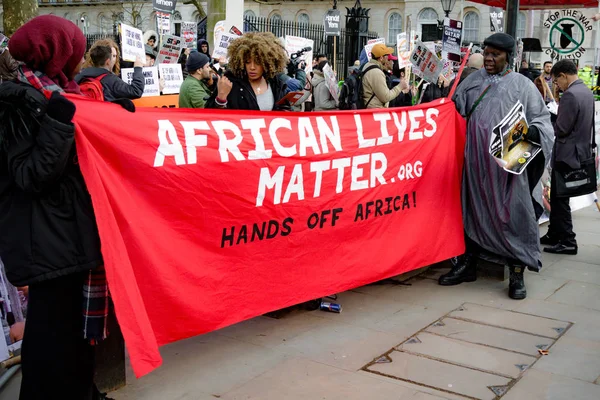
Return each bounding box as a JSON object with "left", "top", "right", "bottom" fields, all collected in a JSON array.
[
  {"left": 244, "top": 16, "right": 378, "bottom": 79},
  {"left": 85, "top": 33, "right": 119, "bottom": 51}
]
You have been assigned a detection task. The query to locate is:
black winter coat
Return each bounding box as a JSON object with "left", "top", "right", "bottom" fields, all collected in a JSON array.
[
  {"left": 75, "top": 67, "right": 145, "bottom": 102},
  {"left": 0, "top": 82, "right": 102, "bottom": 286},
  {"left": 205, "top": 71, "right": 289, "bottom": 111}
]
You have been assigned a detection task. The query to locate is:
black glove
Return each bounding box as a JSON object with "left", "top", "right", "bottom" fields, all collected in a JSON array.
[
  {"left": 0, "top": 82, "right": 48, "bottom": 118},
  {"left": 46, "top": 91, "right": 76, "bottom": 124},
  {"left": 111, "top": 98, "right": 136, "bottom": 113},
  {"left": 528, "top": 125, "right": 540, "bottom": 143}
]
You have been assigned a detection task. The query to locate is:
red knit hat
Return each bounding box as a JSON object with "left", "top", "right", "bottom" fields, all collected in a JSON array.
[{"left": 10, "top": 15, "right": 86, "bottom": 90}]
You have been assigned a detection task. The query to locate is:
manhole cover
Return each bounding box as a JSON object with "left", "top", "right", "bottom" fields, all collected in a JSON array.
[{"left": 363, "top": 303, "right": 571, "bottom": 399}]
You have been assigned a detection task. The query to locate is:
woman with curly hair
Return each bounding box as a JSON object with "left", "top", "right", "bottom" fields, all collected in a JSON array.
[{"left": 206, "top": 32, "right": 289, "bottom": 110}]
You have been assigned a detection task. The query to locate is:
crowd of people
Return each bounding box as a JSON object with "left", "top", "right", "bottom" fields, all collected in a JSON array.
[{"left": 0, "top": 13, "right": 597, "bottom": 400}]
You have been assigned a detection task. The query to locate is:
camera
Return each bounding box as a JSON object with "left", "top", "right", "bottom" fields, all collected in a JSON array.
[{"left": 287, "top": 46, "right": 311, "bottom": 77}]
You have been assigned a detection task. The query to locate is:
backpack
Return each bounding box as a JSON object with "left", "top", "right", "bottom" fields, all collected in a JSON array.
[
  {"left": 355, "top": 65, "right": 379, "bottom": 109},
  {"left": 79, "top": 74, "right": 108, "bottom": 101},
  {"left": 338, "top": 74, "right": 358, "bottom": 110}
]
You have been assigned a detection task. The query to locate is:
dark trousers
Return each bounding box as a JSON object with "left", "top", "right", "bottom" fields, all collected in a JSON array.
[
  {"left": 19, "top": 272, "right": 96, "bottom": 400},
  {"left": 548, "top": 168, "right": 577, "bottom": 246}
]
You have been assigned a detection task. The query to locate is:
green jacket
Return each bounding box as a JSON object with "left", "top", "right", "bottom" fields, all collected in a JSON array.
[
  {"left": 578, "top": 66, "right": 594, "bottom": 89},
  {"left": 179, "top": 75, "right": 213, "bottom": 108}
]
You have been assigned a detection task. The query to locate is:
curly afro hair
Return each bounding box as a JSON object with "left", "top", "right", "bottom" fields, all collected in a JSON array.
[
  {"left": 227, "top": 32, "right": 288, "bottom": 80},
  {"left": 83, "top": 38, "right": 121, "bottom": 75}
]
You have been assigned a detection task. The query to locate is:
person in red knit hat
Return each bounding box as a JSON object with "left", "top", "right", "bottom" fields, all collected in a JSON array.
[{"left": 0, "top": 15, "right": 109, "bottom": 399}]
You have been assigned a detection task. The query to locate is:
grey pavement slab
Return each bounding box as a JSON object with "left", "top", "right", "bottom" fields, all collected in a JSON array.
[
  {"left": 367, "top": 350, "right": 510, "bottom": 400},
  {"left": 448, "top": 303, "right": 570, "bottom": 338},
  {"left": 397, "top": 332, "right": 536, "bottom": 378},
  {"left": 502, "top": 369, "right": 600, "bottom": 400},
  {"left": 116, "top": 332, "right": 290, "bottom": 399},
  {"left": 543, "top": 259, "right": 600, "bottom": 285},
  {"left": 481, "top": 272, "right": 569, "bottom": 301},
  {"left": 532, "top": 336, "right": 600, "bottom": 383},
  {"left": 546, "top": 280, "right": 600, "bottom": 311},
  {"left": 425, "top": 317, "right": 554, "bottom": 356},
  {"left": 220, "top": 357, "right": 446, "bottom": 400}
]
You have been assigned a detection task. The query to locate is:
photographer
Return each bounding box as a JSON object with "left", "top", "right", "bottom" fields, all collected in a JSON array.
[{"left": 279, "top": 47, "right": 309, "bottom": 94}]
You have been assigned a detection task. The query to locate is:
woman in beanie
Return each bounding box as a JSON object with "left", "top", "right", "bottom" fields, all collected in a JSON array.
[
  {"left": 0, "top": 15, "right": 106, "bottom": 399},
  {"left": 206, "top": 32, "right": 289, "bottom": 111},
  {"left": 441, "top": 32, "right": 554, "bottom": 300}
]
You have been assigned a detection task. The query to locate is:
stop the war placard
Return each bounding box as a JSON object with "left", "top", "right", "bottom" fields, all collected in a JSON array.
[{"left": 156, "top": 35, "right": 183, "bottom": 64}]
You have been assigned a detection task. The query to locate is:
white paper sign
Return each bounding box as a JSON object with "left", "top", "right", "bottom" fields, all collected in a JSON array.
[
  {"left": 285, "top": 35, "right": 314, "bottom": 73},
  {"left": 157, "top": 34, "right": 183, "bottom": 64},
  {"left": 157, "top": 12, "right": 171, "bottom": 35},
  {"left": 181, "top": 21, "right": 198, "bottom": 49},
  {"left": 322, "top": 63, "right": 339, "bottom": 102},
  {"left": 396, "top": 33, "right": 411, "bottom": 69},
  {"left": 364, "top": 38, "right": 385, "bottom": 60},
  {"left": 121, "top": 67, "right": 160, "bottom": 97},
  {"left": 121, "top": 23, "right": 145, "bottom": 62},
  {"left": 158, "top": 63, "right": 184, "bottom": 94},
  {"left": 212, "top": 33, "right": 240, "bottom": 62},
  {"left": 410, "top": 40, "right": 443, "bottom": 83}
]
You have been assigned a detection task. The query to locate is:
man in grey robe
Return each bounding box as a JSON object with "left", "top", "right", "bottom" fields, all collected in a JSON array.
[{"left": 439, "top": 33, "right": 554, "bottom": 300}]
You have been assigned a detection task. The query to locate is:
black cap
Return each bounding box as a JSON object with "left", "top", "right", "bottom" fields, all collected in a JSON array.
[
  {"left": 483, "top": 33, "right": 516, "bottom": 55},
  {"left": 186, "top": 51, "right": 210, "bottom": 72}
]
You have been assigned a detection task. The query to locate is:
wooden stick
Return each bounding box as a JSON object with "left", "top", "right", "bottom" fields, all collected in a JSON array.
[{"left": 1, "top": 355, "right": 21, "bottom": 369}]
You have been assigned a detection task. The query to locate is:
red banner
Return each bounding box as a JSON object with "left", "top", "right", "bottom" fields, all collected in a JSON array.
[{"left": 71, "top": 97, "right": 466, "bottom": 377}]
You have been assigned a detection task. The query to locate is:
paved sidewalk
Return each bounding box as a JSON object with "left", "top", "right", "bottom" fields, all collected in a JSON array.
[{"left": 2, "top": 204, "right": 599, "bottom": 399}]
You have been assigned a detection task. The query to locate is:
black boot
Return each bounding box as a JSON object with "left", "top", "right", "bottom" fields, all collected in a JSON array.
[
  {"left": 508, "top": 265, "right": 527, "bottom": 300},
  {"left": 438, "top": 254, "right": 477, "bottom": 286}
]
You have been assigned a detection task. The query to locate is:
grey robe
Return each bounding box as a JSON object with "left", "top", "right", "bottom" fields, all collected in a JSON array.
[{"left": 453, "top": 69, "right": 554, "bottom": 270}]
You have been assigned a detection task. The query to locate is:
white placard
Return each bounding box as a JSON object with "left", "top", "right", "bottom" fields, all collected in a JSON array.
[
  {"left": 410, "top": 40, "right": 443, "bottom": 83},
  {"left": 364, "top": 38, "right": 385, "bottom": 60},
  {"left": 156, "top": 34, "right": 183, "bottom": 64},
  {"left": 396, "top": 33, "right": 411, "bottom": 69},
  {"left": 121, "top": 67, "right": 160, "bottom": 97},
  {"left": 121, "top": 23, "right": 145, "bottom": 62},
  {"left": 158, "top": 63, "right": 184, "bottom": 94},
  {"left": 284, "top": 35, "right": 314, "bottom": 73},
  {"left": 181, "top": 21, "right": 198, "bottom": 49},
  {"left": 322, "top": 63, "right": 339, "bottom": 102},
  {"left": 212, "top": 33, "right": 240, "bottom": 62}
]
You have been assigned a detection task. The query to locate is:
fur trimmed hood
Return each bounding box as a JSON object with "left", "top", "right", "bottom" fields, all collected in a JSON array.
[{"left": 143, "top": 30, "right": 159, "bottom": 49}]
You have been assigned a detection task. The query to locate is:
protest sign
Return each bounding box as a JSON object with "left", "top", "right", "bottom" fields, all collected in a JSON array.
[
  {"left": 121, "top": 23, "right": 145, "bottom": 62},
  {"left": 158, "top": 63, "right": 183, "bottom": 94},
  {"left": 156, "top": 12, "right": 171, "bottom": 35},
  {"left": 70, "top": 95, "right": 466, "bottom": 377},
  {"left": 442, "top": 18, "right": 463, "bottom": 62},
  {"left": 0, "top": 258, "right": 25, "bottom": 363},
  {"left": 322, "top": 63, "right": 339, "bottom": 102},
  {"left": 156, "top": 34, "right": 183, "bottom": 64},
  {"left": 0, "top": 34, "right": 8, "bottom": 55},
  {"left": 121, "top": 67, "right": 161, "bottom": 97},
  {"left": 364, "top": 38, "right": 385, "bottom": 60},
  {"left": 396, "top": 33, "right": 411, "bottom": 69},
  {"left": 441, "top": 60, "right": 455, "bottom": 81},
  {"left": 490, "top": 7, "right": 505, "bottom": 33},
  {"left": 324, "top": 9, "right": 341, "bottom": 36},
  {"left": 410, "top": 40, "right": 443, "bottom": 83},
  {"left": 181, "top": 21, "right": 197, "bottom": 49},
  {"left": 153, "top": 0, "right": 177, "bottom": 14},
  {"left": 212, "top": 33, "right": 239, "bottom": 62},
  {"left": 285, "top": 35, "right": 314, "bottom": 73},
  {"left": 213, "top": 20, "right": 226, "bottom": 50}
]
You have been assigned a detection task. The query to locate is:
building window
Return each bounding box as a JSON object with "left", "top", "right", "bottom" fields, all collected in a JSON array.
[
  {"left": 244, "top": 10, "right": 257, "bottom": 32},
  {"left": 418, "top": 8, "right": 440, "bottom": 42},
  {"left": 98, "top": 14, "right": 110, "bottom": 34},
  {"left": 270, "top": 13, "right": 282, "bottom": 37},
  {"left": 517, "top": 12, "right": 526, "bottom": 39},
  {"left": 387, "top": 12, "right": 402, "bottom": 44},
  {"left": 173, "top": 11, "right": 182, "bottom": 21},
  {"left": 463, "top": 11, "right": 480, "bottom": 44},
  {"left": 297, "top": 12, "right": 309, "bottom": 36}
]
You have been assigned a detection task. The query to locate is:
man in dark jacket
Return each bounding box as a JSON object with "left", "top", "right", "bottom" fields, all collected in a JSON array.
[
  {"left": 519, "top": 60, "right": 534, "bottom": 81},
  {"left": 542, "top": 60, "right": 595, "bottom": 255},
  {"left": 75, "top": 43, "right": 145, "bottom": 101}
]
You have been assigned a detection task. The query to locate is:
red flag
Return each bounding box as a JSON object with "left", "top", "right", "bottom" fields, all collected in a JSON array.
[{"left": 71, "top": 98, "right": 467, "bottom": 377}]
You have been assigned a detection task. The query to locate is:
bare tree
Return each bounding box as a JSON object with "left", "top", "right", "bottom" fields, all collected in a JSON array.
[
  {"left": 183, "top": 0, "right": 207, "bottom": 19},
  {"left": 121, "top": 0, "right": 150, "bottom": 30},
  {"left": 2, "top": 0, "right": 38, "bottom": 36}
]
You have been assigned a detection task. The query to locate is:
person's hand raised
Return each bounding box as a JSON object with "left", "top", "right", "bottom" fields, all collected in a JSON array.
[
  {"left": 217, "top": 75, "right": 233, "bottom": 100},
  {"left": 134, "top": 56, "right": 144, "bottom": 68}
]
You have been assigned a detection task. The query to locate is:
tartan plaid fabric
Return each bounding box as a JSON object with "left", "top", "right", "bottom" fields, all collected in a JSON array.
[
  {"left": 17, "top": 65, "right": 109, "bottom": 344},
  {"left": 83, "top": 266, "right": 109, "bottom": 344}
]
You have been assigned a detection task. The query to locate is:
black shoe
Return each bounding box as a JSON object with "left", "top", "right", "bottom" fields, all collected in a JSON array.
[
  {"left": 544, "top": 242, "right": 578, "bottom": 255},
  {"left": 540, "top": 233, "right": 558, "bottom": 246},
  {"left": 508, "top": 265, "right": 527, "bottom": 300},
  {"left": 438, "top": 254, "right": 477, "bottom": 286}
]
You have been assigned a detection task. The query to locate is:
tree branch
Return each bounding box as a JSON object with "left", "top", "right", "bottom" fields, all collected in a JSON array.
[{"left": 183, "top": 0, "right": 207, "bottom": 18}]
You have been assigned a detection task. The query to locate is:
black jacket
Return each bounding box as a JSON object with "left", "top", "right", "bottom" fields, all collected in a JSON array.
[
  {"left": 0, "top": 82, "right": 102, "bottom": 286},
  {"left": 75, "top": 67, "right": 144, "bottom": 102},
  {"left": 206, "top": 70, "right": 289, "bottom": 111}
]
